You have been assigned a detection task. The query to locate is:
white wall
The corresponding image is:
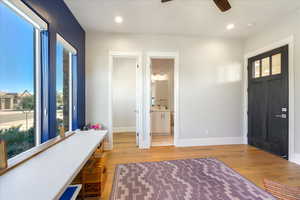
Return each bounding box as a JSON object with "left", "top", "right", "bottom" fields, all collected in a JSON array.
[
  {"left": 86, "top": 33, "right": 244, "bottom": 144},
  {"left": 244, "top": 10, "right": 300, "bottom": 157},
  {"left": 112, "top": 57, "right": 136, "bottom": 132}
]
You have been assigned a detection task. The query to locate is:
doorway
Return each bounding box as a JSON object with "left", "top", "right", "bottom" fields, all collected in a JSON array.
[
  {"left": 145, "top": 52, "right": 179, "bottom": 148},
  {"left": 248, "top": 45, "right": 289, "bottom": 159},
  {"left": 108, "top": 52, "right": 143, "bottom": 149},
  {"left": 150, "top": 58, "right": 174, "bottom": 146}
]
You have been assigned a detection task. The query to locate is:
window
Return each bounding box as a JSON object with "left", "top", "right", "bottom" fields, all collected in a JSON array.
[
  {"left": 272, "top": 54, "right": 281, "bottom": 75},
  {"left": 261, "top": 57, "right": 270, "bottom": 77},
  {"left": 56, "top": 35, "right": 77, "bottom": 135},
  {"left": 0, "top": 1, "right": 47, "bottom": 159},
  {"left": 253, "top": 60, "right": 260, "bottom": 78},
  {"left": 252, "top": 54, "right": 282, "bottom": 79}
]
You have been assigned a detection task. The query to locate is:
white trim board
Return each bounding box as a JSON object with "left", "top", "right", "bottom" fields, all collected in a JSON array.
[
  {"left": 243, "top": 36, "right": 295, "bottom": 162},
  {"left": 3, "top": 0, "right": 47, "bottom": 30},
  {"left": 35, "top": 29, "right": 41, "bottom": 146},
  {"left": 176, "top": 137, "right": 243, "bottom": 147},
  {"left": 290, "top": 153, "right": 300, "bottom": 165},
  {"left": 113, "top": 127, "right": 136, "bottom": 133},
  {"left": 108, "top": 51, "right": 143, "bottom": 150},
  {"left": 145, "top": 52, "right": 180, "bottom": 148},
  {"left": 57, "top": 34, "right": 77, "bottom": 54}
]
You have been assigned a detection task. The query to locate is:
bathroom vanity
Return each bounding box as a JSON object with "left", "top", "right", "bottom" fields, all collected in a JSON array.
[{"left": 151, "top": 108, "right": 171, "bottom": 135}]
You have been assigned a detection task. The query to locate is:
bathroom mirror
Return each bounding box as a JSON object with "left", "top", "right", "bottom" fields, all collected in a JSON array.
[{"left": 151, "top": 59, "right": 174, "bottom": 111}]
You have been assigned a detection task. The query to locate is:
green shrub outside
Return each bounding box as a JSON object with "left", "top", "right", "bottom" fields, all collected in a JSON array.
[{"left": 0, "top": 126, "right": 35, "bottom": 159}]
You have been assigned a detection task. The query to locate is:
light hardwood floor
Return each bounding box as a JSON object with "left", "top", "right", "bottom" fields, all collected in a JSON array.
[
  {"left": 151, "top": 134, "right": 174, "bottom": 146},
  {"left": 100, "top": 133, "right": 300, "bottom": 200}
]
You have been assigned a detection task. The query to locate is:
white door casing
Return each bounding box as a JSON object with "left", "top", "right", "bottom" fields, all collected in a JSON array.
[
  {"left": 243, "top": 36, "right": 295, "bottom": 163},
  {"left": 145, "top": 52, "right": 180, "bottom": 148},
  {"left": 108, "top": 51, "right": 143, "bottom": 149}
]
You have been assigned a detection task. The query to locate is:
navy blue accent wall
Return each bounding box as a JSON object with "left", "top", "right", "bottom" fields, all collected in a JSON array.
[{"left": 22, "top": 0, "right": 85, "bottom": 140}]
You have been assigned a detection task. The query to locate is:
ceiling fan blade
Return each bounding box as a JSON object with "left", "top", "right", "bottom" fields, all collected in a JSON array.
[
  {"left": 161, "top": 0, "right": 173, "bottom": 3},
  {"left": 213, "top": 0, "right": 231, "bottom": 12}
]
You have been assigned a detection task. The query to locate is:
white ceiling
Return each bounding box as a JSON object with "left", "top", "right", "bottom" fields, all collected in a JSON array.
[{"left": 64, "top": 0, "right": 300, "bottom": 38}]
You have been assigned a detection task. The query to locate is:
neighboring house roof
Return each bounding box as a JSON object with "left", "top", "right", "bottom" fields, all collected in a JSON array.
[
  {"left": 0, "top": 90, "right": 32, "bottom": 99},
  {"left": 0, "top": 91, "right": 6, "bottom": 97},
  {"left": 0, "top": 94, "right": 18, "bottom": 99},
  {"left": 6, "top": 93, "right": 18, "bottom": 96},
  {"left": 19, "top": 90, "right": 32, "bottom": 97}
]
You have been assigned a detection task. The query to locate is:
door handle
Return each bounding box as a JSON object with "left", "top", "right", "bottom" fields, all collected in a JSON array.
[{"left": 274, "top": 114, "right": 287, "bottom": 119}]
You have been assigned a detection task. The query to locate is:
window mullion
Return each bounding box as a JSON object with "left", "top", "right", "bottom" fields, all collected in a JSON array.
[{"left": 35, "top": 29, "right": 41, "bottom": 146}]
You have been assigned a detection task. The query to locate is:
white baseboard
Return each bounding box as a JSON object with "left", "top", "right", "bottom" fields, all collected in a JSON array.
[
  {"left": 290, "top": 153, "right": 300, "bottom": 165},
  {"left": 176, "top": 137, "right": 243, "bottom": 147},
  {"left": 113, "top": 127, "right": 136, "bottom": 133}
]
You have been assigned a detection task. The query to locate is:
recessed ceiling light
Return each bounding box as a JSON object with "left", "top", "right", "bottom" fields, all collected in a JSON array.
[
  {"left": 115, "top": 16, "right": 123, "bottom": 24},
  {"left": 226, "top": 23, "right": 235, "bottom": 30}
]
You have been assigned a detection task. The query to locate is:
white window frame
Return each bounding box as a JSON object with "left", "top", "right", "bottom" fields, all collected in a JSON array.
[
  {"left": 2, "top": 0, "right": 47, "bottom": 30},
  {"left": 35, "top": 29, "right": 42, "bottom": 146},
  {"left": 56, "top": 34, "right": 77, "bottom": 133},
  {"left": 1, "top": 0, "right": 47, "bottom": 155}
]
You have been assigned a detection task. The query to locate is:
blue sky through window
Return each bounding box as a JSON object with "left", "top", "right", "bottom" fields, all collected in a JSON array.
[
  {"left": 56, "top": 43, "right": 64, "bottom": 93},
  {"left": 0, "top": 2, "right": 64, "bottom": 94},
  {"left": 0, "top": 2, "right": 34, "bottom": 94}
]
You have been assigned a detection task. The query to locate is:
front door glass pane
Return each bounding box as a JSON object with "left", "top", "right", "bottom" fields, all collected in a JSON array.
[
  {"left": 272, "top": 54, "right": 281, "bottom": 75},
  {"left": 261, "top": 57, "right": 270, "bottom": 77},
  {"left": 253, "top": 60, "right": 260, "bottom": 78}
]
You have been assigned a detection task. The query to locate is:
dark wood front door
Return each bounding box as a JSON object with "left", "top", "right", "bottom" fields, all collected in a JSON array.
[{"left": 248, "top": 45, "right": 289, "bottom": 159}]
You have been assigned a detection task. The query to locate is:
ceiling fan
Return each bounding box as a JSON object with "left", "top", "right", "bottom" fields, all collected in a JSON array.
[{"left": 161, "top": 0, "right": 232, "bottom": 12}]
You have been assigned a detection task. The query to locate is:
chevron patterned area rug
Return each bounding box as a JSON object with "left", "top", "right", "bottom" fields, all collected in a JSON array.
[{"left": 110, "top": 158, "right": 276, "bottom": 200}]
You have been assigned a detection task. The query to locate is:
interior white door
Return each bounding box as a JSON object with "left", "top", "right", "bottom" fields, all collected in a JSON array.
[{"left": 149, "top": 61, "right": 153, "bottom": 146}]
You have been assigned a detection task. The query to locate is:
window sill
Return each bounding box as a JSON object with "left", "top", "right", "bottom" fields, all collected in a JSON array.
[{"left": 0, "top": 131, "right": 76, "bottom": 176}]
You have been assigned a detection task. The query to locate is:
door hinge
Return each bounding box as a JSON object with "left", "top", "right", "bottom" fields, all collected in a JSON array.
[
  {"left": 137, "top": 132, "right": 139, "bottom": 136},
  {"left": 137, "top": 64, "right": 139, "bottom": 68}
]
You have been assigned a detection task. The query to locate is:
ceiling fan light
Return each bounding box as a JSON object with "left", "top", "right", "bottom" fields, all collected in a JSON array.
[{"left": 114, "top": 16, "right": 123, "bottom": 24}]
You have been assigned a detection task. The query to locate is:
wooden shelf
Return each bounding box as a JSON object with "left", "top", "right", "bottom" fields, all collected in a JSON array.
[{"left": 72, "top": 141, "right": 108, "bottom": 198}]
